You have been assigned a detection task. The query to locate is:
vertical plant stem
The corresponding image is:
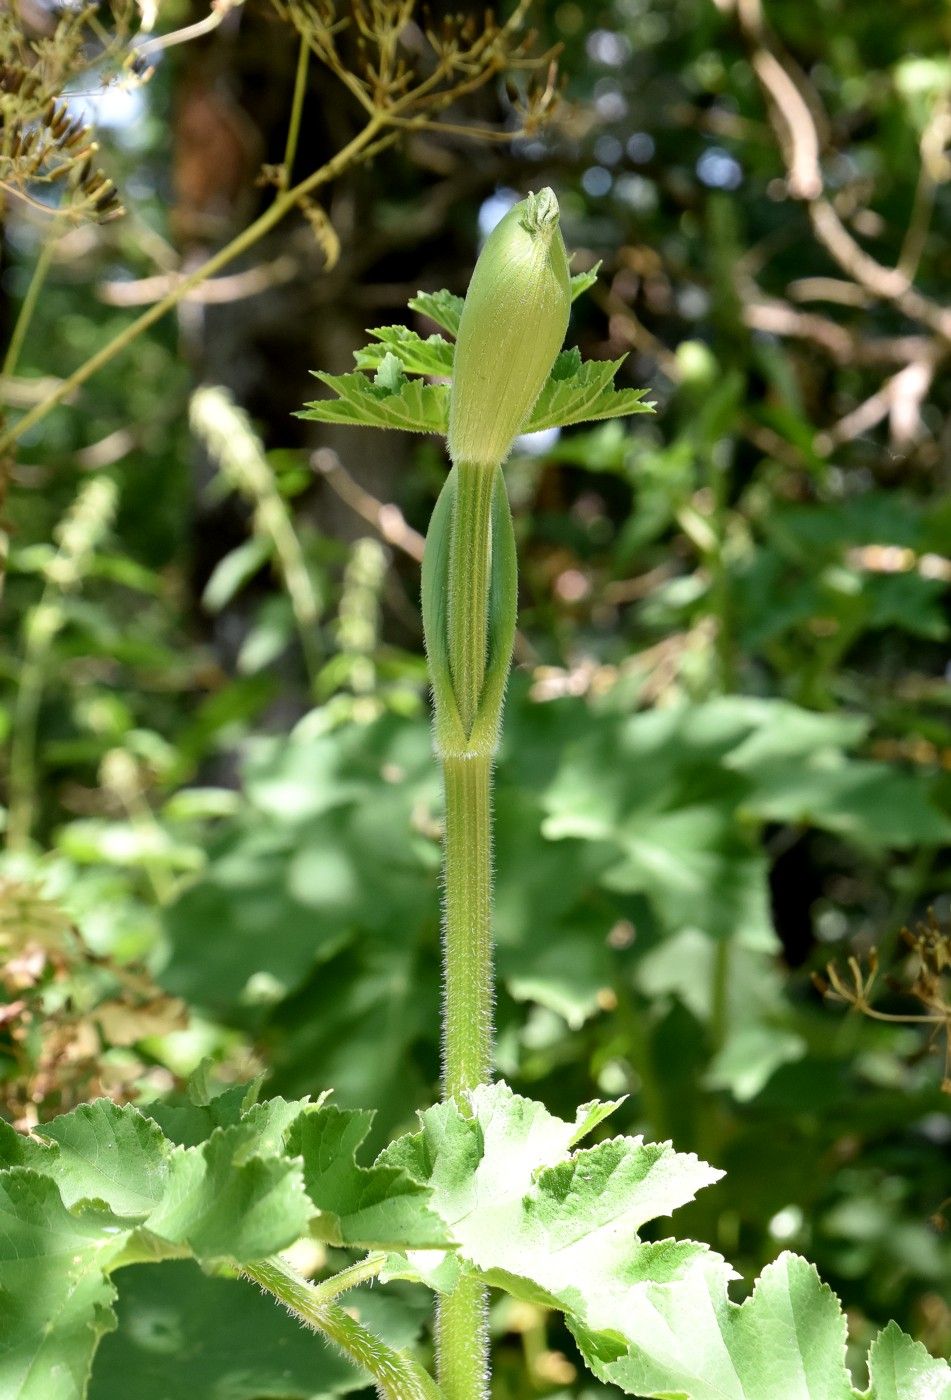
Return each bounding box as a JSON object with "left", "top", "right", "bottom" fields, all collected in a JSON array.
[
  {"left": 447, "top": 462, "right": 495, "bottom": 735},
  {"left": 436, "top": 462, "right": 501, "bottom": 1400},
  {"left": 281, "top": 34, "right": 311, "bottom": 188},
  {"left": 709, "top": 936, "right": 730, "bottom": 1053},
  {"left": 435, "top": 745, "right": 493, "bottom": 1400},
  {"left": 441, "top": 751, "right": 493, "bottom": 1099},
  {"left": 436, "top": 1276, "right": 488, "bottom": 1400}
]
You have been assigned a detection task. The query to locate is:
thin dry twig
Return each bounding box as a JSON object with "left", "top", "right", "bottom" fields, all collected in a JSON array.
[
  {"left": 725, "top": 0, "right": 951, "bottom": 342},
  {"left": 312, "top": 446, "right": 425, "bottom": 561},
  {"left": 716, "top": 0, "right": 950, "bottom": 455},
  {"left": 98, "top": 254, "right": 300, "bottom": 306},
  {"left": 816, "top": 911, "right": 951, "bottom": 1092}
]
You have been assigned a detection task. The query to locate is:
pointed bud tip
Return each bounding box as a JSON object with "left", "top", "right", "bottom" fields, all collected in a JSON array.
[{"left": 518, "top": 187, "right": 560, "bottom": 241}]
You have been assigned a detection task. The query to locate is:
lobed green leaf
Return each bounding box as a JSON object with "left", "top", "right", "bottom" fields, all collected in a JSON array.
[
  {"left": 408, "top": 288, "right": 464, "bottom": 337},
  {"left": 355, "top": 326, "right": 455, "bottom": 378},
  {"left": 298, "top": 368, "right": 449, "bottom": 435},
  {"left": 378, "top": 1083, "right": 949, "bottom": 1400},
  {"left": 1, "top": 1080, "right": 947, "bottom": 1399},
  {"left": 289, "top": 1104, "right": 451, "bottom": 1249},
  {"left": 0, "top": 1168, "right": 125, "bottom": 1400},
  {"left": 0, "top": 1085, "right": 448, "bottom": 1397},
  {"left": 303, "top": 285, "right": 652, "bottom": 438},
  {"left": 524, "top": 354, "right": 654, "bottom": 432},
  {"left": 863, "top": 1321, "right": 951, "bottom": 1400}
]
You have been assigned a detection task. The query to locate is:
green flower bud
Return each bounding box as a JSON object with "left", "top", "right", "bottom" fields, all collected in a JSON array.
[{"left": 448, "top": 188, "right": 571, "bottom": 469}]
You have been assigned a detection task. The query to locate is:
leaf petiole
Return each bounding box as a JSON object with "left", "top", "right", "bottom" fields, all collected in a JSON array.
[{"left": 244, "top": 1253, "right": 441, "bottom": 1400}]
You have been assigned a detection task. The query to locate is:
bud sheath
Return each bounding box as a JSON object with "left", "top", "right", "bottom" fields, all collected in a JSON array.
[{"left": 448, "top": 188, "right": 571, "bottom": 469}]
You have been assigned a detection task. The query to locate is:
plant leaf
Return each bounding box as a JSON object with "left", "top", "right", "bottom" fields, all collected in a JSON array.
[
  {"left": 586, "top": 1250, "right": 859, "bottom": 1400},
  {"left": 525, "top": 355, "right": 654, "bottom": 433},
  {"left": 297, "top": 370, "right": 449, "bottom": 435},
  {"left": 355, "top": 326, "right": 455, "bottom": 377},
  {"left": 378, "top": 1084, "right": 949, "bottom": 1399},
  {"left": 570, "top": 263, "right": 602, "bottom": 300},
  {"left": 408, "top": 288, "right": 464, "bottom": 337},
  {"left": 0, "top": 1168, "right": 126, "bottom": 1400},
  {"left": 24, "top": 1102, "right": 172, "bottom": 1218},
  {"left": 89, "top": 1261, "right": 426, "bottom": 1400},
  {"left": 143, "top": 1122, "right": 311, "bottom": 1262},
  {"left": 202, "top": 535, "right": 272, "bottom": 613},
  {"left": 290, "top": 1104, "right": 451, "bottom": 1249},
  {"left": 863, "top": 1320, "right": 951, "bottom": 1400},
  {"left": 380, "top": 1081, "right": 718, "bottom": 1310}
]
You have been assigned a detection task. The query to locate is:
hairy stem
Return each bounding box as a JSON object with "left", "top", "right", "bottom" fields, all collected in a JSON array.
[
  {"left": 245, "top": 1255, "right": 439, "bottom": 1400},
  {"left": 310, "top": 1251, "right": 388, "bottom": 1302},
  {"left": 441, "top": 751, "right": 493, "bottom": 1100},
  {"left": 436, "top": 1275, "right": 488, "bottom": 1400},
  {"left": 435, "top": 463, "right": 501, "bottom": 1400}
]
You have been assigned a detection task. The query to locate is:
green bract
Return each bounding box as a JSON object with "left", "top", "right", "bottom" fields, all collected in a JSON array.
[{"left": 447, "top": 189, "right": 571, "bottom": 468}]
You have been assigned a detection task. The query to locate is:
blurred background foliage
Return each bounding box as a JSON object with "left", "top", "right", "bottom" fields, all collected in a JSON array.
[{"left": 1, "top": 0, "right": 950, "bottom": 1392}]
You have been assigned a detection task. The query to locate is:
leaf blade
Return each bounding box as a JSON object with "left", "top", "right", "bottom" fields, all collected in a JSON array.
[{"left": 298, "top": 371, "right": 449, "bottom": 435}]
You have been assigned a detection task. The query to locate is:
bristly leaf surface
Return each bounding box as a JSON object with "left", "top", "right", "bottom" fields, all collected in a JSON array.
[
  {"left": 0, "top": 1090, "right": 445, "bottom": 1398},
  {"left": 1, "top": 1082, "right": 946, "bottom": 1398},
  {"left": 377, "top": 1083, "right": 950, "bottom": 1400}
]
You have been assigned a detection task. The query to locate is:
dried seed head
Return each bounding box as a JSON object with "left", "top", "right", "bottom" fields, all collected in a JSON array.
[{"left": 448, "top": 186, "right": 570, "bottom": 468}]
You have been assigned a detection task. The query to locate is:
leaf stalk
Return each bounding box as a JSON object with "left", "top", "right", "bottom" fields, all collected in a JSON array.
[{"left": 245, "top": 1254, "right": 440, "bottom": 1400}]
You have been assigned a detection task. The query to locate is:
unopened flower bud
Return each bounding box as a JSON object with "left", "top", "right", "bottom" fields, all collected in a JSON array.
[{"left": 448, "top": 188, "right": 571, "bottom": 469}]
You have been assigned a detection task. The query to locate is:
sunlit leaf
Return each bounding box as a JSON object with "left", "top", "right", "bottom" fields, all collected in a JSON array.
[
  {"left": 525, "top": 355, "right": 654, "bottom": 432},
  {"left": 355, "top": 326, "right": 454, "bottom": 378},
  {"left": 290, "top": 1104, "right": 450, "bottom": 1249},
  {"left": 298, "top": 369, "right": 450, "bottom": 435},
  {"left": 408, "top": 288, "right": 464, "bottom": 337}
]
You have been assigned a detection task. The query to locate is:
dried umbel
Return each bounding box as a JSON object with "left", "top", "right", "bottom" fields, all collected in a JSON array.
[
  {"left": 448, "top": 188, "right": 571, "bottom": 469},
  {"left": 0, "top": 7, "right": 129, "bottom": 225}
]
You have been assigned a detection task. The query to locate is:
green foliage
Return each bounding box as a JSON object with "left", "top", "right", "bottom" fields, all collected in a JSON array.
[
  {"left": 381, "top": 1084, "right": 950, "bottom": 1400},
  {"left": 289, "top": 1105, "right": 449, "bottom": 1248},
  {"left": 301, "top": 363, "right": 450, "bottom": 436},
  {"left": 0, "top": 1080, "right": 439, "bottom": 1395},
  {"left": 299, "top": 287, "right": 652, "bottom": 440},
  {"left": 3, "top": 0, "right": 951, "bottom": 1393},
  {"left": 158, "top": 683, "right": 950, "bottom": 1100},
  {"left": 90, "top": 1261, "right": 418, "bottom": 1400},
  {"left": 3, "top": 1081, "right": 947, "bottom": 1398}
]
